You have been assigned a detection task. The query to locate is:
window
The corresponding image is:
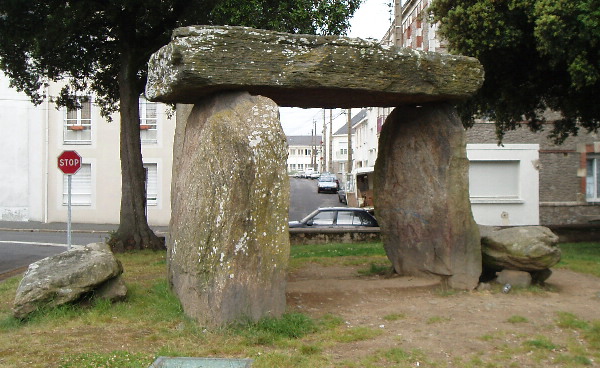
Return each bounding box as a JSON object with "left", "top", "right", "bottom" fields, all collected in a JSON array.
[
  {"left": 469, "top": 161, "right": 519, "bottom": 199},
  {"left": 140, "top": 97, "right": 158, "bottom": 143},
  {"left": 144, "top": 163, "right": 158, "bottom": 206},
  {"left": 311, "top": 211, "right": 335, "bottom": 225},
  {"left": 64, "top": 97, "right": 92, "bottom": 144},
  {"left": 62, "top": 163, "right": 92, "bottom": 205},
  {"left": 586, "top": 156, "right": 600, "bottom": 201}
]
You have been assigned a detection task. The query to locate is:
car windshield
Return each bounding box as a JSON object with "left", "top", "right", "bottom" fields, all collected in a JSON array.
[{"left": 319, "top": 176, "right": 335, "bottom": 182}]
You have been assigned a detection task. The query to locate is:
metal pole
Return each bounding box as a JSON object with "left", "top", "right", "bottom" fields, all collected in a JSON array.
[
  {"left": 67, "top": 174, "right": 72, "bottom": 250},
  {"left": 329, "top": 109, "right": 333, "bottom": 172}
]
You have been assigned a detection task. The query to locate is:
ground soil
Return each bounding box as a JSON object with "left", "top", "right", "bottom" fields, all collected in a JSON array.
[{"left": 286, "top": 263, "right": 600, "bottom": 366}]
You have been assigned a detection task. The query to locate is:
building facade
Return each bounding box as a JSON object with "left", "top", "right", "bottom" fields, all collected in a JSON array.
[
  {"left": 0, "top": 73, "right": 175, "bottom": 226},
  {"left": 286, "top": 135, "right": 322, "bottom": 174}
]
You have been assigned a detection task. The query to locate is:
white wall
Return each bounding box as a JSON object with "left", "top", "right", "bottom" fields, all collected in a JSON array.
[
  {"left": 0, "top": 73, "right": 45, "bottom": 221},
  {"left": 467, "top": 144, "right": 540, "bottom": 226}
]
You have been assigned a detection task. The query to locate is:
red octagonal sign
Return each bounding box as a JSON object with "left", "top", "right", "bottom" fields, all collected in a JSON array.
[{"left": 58, "top": 150, "right": 82, "bottom": 175}]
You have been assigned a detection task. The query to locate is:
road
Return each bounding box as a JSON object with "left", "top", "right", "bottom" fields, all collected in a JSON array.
[
  {"left": 289, "top": 177, "right": 346, "bottom": 221},
  {"left": 0, "top": 231, "right": 109, "bottom": 277},
  {"left": 0, "top": 178, "right": 343, "bottom": 277}
]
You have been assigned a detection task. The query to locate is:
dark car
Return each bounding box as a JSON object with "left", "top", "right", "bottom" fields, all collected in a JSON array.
[{"left": 288, "top": 207, "right": 378, "bottom": 228}]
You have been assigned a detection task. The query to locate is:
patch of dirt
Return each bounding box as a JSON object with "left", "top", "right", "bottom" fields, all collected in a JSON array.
[{"left": 286, "top": 263, "right": 600, "bottom": 365}]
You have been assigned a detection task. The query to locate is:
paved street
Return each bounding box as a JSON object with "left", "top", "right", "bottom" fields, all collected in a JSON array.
[
  {"left": 289, "top": 177, "right": 346, "bottom": 221},
  {"left": 0, "top": 230, "right": 110, "bottom": 277}
]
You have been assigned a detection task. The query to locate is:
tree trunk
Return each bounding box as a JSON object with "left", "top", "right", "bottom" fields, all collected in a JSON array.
[{"left": 109, "top": 49, "right": 163, "bottom": 252}]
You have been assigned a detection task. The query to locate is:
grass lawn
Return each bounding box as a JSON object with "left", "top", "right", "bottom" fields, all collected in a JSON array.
[{"left": 0, "top": 241, "right": 598, "bottom": 367}]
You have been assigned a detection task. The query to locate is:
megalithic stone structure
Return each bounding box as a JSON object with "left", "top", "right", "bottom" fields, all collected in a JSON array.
[{"left": 146, "top": 25, "right": 485, "bottom": 325}]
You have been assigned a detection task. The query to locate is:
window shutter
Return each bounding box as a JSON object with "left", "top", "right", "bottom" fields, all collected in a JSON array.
[
  {"left": 144, "top": 163, "right": 158, "bottom": 205},
  {"left": 63, "top": 164, "right": 92, "bottom": 205}
]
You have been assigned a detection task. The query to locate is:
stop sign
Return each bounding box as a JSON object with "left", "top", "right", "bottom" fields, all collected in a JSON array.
[{"left": 58, "top": 150, "right": 82, "bottom": 174}]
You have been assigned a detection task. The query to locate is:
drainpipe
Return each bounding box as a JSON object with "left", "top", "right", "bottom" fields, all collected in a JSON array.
[{"left": 43, "top": 85, "right": 50, "bottom": 223}]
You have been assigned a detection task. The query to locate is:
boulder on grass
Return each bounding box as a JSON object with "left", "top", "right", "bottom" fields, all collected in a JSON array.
[
  {"left": 13, "top": 243, "right": 125, "bottom": 319},
  {"left": 480, "top": 225, "right": 561, "bottom": 272}
]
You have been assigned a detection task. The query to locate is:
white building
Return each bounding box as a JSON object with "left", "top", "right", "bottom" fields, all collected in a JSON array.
[
  {"left": 286, "top": 135, "right": 322, "bottom": 174},
  {"left": 0, "top": 73, "right": 175, "bottom": 226}
]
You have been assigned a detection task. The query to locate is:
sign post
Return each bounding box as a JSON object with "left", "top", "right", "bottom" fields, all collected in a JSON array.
[{"left": 58, "top": 151, "right": 82, "bottom": 250}]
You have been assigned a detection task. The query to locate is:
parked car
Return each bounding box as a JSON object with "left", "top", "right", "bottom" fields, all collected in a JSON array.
[
  {"left": 310, "top": 171, "right": 321, "bottom": 179},
  {"left": 288, "top": 207, "right": 379, "bottom": 228},
  {"left": 317, "top": 175, "right": 338, "bottom": 193}
]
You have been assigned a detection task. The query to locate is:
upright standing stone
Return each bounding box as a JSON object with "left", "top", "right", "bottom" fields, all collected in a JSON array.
[
  {"left": 374, "top": 103, "right": 481, "bottom": 289},
  {"left": 169, "top": 91, "right": 289, "bottom": 326}
]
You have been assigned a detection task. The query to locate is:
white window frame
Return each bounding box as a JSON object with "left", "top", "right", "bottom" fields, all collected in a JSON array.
[
  {"left": 586, "top": 155, "right": 600, "bottom": 202},
  {"left": 139, "top": 97, "right": 158, "bottom": 144},
  {"left": 63, "top": 96, "right": 92, "bottom": 145},
  {"left": 62, "top": 163, "right": 92, "bottom": 206}
]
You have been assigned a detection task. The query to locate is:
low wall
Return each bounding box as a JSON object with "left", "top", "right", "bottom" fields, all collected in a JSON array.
[
  {"left": 289, "top": 225, "right": 599, "bottom": 246},
  {"left": 289, "top": 228, "right": 381, "bottom": 245},
  {"left": 547, "top": 224, "right": 600, "bottom": 243}
]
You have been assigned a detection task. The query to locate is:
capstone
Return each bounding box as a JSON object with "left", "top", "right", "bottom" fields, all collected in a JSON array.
[{"left": 146, "top": 25, "right": 484, "bottom": 108}]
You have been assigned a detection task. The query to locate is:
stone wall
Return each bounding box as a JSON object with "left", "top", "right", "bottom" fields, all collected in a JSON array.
[
  {"left": 289, "top": 228, "right": 380, "bottom": 245},
  {"left": 465, "top": 122, "right": 600, "bottom": 225}
]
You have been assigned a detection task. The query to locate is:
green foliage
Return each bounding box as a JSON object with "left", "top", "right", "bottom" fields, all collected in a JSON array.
[
  {"left": 524, "top": 336, "right": 558, "bottom": 350},
  {"left": 507, "top": 315, "right": 529, "bottom": 324},
  {"left": 58, "top": 351, "right": 152, "bottom": 368},
  {"left": 233, "top": 313, "right": 318, "bottom": 345},
  {"left": 383, "top": 313, "right": 406, "bottom": 321},
  {"left": 358, "top": 262, "right": 393, "bottom": 276},
  {"left": 557, "top": 243, "right": 600, "bottom": 277},
  {"left": 430, "top": 0, "right": 600, "bottom": 143},
  {"left": 557, "top": 312, "right": 590, "bottom": 330},
  {"left": 291, "top": 242, "right": 386, "bottom": 258}
]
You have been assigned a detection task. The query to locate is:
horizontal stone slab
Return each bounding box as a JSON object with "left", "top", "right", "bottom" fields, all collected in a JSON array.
[{"left": 146, "top": 26, "right": 484, "bottom": 108}]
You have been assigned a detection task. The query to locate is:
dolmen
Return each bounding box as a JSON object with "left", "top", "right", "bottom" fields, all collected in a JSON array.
[{"left": 146, "top": 25, "right": 485, "bottom": 326}]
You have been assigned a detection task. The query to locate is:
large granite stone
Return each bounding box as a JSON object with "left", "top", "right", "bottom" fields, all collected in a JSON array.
[
  {"left": 480, "top": 225, "right": 561, "bottom": 271},
  {"left": 146, "top": 25, "right": 484, "bottom": 108},
  {"left": 169, "top": 91, "right": 289, "bottom": 327},
  {"left": 374, "top": 103, "right": 482, "bottom": 289},
  {"left": 13, "top": 243, "right": 125, "bottom": 319}
]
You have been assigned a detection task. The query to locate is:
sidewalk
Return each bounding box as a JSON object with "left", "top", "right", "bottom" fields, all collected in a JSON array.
[{"left": 0, "top": 220, "right": 168, "bottom": 235}]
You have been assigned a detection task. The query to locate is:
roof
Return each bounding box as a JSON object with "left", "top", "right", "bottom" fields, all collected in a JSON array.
[
  {"left": 333, "top": 109, "right": 367, "bottom": 135},
  {"left": 287, "top": 135, "right": 322, "bottom": 146}
]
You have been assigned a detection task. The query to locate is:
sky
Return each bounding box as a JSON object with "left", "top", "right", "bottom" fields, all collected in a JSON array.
[{"left": 279, "top": 0, "right": 393, "bottom": 136}]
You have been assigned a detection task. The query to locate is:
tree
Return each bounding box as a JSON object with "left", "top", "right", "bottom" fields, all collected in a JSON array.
[
  {"left": 429, "top": 0, "right": 600, "bottom": 143},
  {"left": 0, "top": 0, "right": 361, "bottom": 251}
]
